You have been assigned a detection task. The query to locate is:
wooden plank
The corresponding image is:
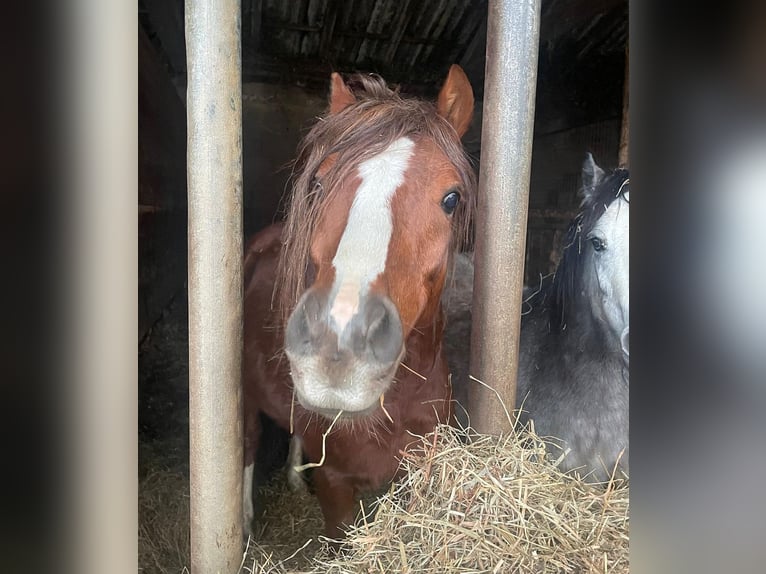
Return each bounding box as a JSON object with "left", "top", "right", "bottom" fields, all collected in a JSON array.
[
  {"left": 618, "top": 43, "right": 629, "bottom": 167},
  {"left": 459, "top": 10, "right": 487, "bottom": 75},
  {"left": 241, "top": 52, "right": 439, "bottom": 92},
  {"left": 138, "top": 23, "right": 186, "bottom": 210},
  {"left": 138, "top": 23, "right": 187, "bottom": 341},
  {"left": 384, "top": 0, "right": 415, "bottom": 64},
  {"left": 251, "top": 0, "right": 263, "bottom": 42},
  {"left": 320, "top": 0, "right": 340, "bottom": 60},
  {"left": 143, "top": 0, "right": 186, "bottom": 75},
  {"left": 541, "top": 0, "right": 624, "bottom": 43}
]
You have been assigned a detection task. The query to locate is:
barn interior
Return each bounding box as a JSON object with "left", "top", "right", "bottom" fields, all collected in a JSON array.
[
  {"left": 138, "top": 0, "right": 628, "bottom": 570},
  {"left": 139, "top": 0, "right": 628, "bottom": 341}
]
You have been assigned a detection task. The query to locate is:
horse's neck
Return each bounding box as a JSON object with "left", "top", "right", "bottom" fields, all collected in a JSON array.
[
  {"left": 524, "top": 301, "right": 627, "bottom": 394},
  {"left": 543, "top": 292, "right": 614, "bottom": 357}
]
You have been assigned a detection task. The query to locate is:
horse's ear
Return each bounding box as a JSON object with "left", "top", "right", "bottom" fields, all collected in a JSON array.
[
  {"left": 581, "top": 152, "right": 605, "bottom": 202},
  {"left": 329, "top": 72, "right": 356, "bottom": 114},
  {"left": 437, "top": 65, "right": 474, "bottom": 138}
]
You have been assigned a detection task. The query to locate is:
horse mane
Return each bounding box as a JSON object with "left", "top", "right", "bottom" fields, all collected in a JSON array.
[
  {"left": 539, "top": 167, "right": 630, "bottom": 330},
  {"left": 274, "top": 73, "right": 477, "bottom": 324}
]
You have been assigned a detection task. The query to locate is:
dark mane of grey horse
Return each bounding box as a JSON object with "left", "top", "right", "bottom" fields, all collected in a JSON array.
[{"left": 534, "top": 167, "right": 630, "bottom": 333}]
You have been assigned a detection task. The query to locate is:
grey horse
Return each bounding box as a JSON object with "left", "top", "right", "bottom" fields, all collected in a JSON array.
[{"left": 443, "top": 153, "right": 629, "bottom": 482}]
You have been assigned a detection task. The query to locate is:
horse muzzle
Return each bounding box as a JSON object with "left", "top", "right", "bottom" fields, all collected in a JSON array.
[{"left": 285, "top": 288, "right": 404, "bottom": 417}]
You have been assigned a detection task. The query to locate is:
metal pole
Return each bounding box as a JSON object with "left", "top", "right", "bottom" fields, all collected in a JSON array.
[
  {"left": 186, "top": 0, "right": 243, "bottom": 572},
  {"left": 469, "top": 0, "right": 541, "bottom": 435},
  {"left": 618, "top": 43, "right": 630, "bottom": 168}
]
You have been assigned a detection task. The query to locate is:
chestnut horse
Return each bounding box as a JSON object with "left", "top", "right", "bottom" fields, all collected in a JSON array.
[{"left": 242, "top": 65, "right": 476, "bottom": 539}]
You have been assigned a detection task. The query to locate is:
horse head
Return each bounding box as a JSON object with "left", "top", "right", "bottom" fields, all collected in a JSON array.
[
  {"left": 579, "top": 153, "right": 630, "bottom": 362},
  {"left": 279, "top": 66, "right": 476, "bottom": 418}
]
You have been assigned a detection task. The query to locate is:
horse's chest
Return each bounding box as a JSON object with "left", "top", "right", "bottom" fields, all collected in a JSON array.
[{"left": 302, "top": 408, "right": 439, "bottom": 490}]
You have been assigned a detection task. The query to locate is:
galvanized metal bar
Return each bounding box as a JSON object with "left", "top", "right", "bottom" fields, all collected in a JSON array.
[
  {"left": 469, "top": 0, "right": 541, "bottom": 435},
  {"left": 618, "top": 43, "right": 630, "bottom": 167},
  {"left": 186, "top": 0, "right": 243, "bottom": 572}
]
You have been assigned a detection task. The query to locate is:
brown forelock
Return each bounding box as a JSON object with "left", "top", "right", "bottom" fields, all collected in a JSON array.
[{"left": 275, "top": 74, "right": 477, "bottom": 325}]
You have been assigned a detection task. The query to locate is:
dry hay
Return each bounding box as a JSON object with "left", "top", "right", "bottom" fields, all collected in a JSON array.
[
  {"left": 139, "top": 450, "right": 325, "bottom": 574},
  {"left": 241, "top": 471, "right": 324, "bottom": 573},
  {"left": 246, "top": 423, "right": 629, "bottom": 574},
  {"left": 139, "top": 465, "right": 191, "bottom": 574},
  {"left": 141, "top": 424, "right": 629, "bottom": 574},
  {"left": 307, "top": 424, "right": 629, "bottom": 573}
]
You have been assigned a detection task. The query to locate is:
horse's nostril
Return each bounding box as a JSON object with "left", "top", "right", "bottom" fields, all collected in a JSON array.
[
  {"left": 620, "top": 327, "right": 629, "bottom": 357},
  {"left": 367, "top": 306, "right": 389, "bottom": 339},
  {"left": 286, "top": 290, "right": 328, "bottom": 356},
  {"left": 365, "top": 297, "right": 403, "bottom": 364}
]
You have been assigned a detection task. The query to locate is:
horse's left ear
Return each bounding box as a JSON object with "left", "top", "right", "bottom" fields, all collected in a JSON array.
[
  {"left": 329, "top": 72, "right": 356, "bottom": 114},
  {"left": 581, "top": 152, "right": 605, "bottom": 203},
  {"left": 437, "top": 65, "right": 474, "bottom": 138}
]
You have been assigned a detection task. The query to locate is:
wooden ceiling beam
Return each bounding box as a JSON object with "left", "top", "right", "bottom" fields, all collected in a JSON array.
[
  {"left": 249, "top": 0, "right": 262, "bottom": 42},
  {"left": 319, "top": 0, "right": 340, "bottom": 60},
  {"left": 142, "top": 0, "right": 186, "bottom": 76},
  {"left": 384, "top": 0, "right": 416, "bottom": 64},
  {"left": 242, "top": 52, "right": 436, "bottom": 93},
  {"left": 541, "top": 0, "right": 625, "bottom": 43}
]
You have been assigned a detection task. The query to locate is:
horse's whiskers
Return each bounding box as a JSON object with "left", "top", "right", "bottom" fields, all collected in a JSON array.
[
  {"left": 364, "top": 414, "right": 386, "bottom": 447},
  {"left": 302, "top": 411, "right": 314, "bottom": 435}
]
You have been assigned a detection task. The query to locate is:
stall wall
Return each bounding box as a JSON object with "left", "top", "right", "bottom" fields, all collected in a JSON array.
[
  {"left": 139, "top": 77, "right": 327, "bottom": 340},
  {"left": 525, "top": 118, "right": 621, "bottom": 284}
]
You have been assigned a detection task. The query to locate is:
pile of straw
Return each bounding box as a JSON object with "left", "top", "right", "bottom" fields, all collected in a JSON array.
[
  {"left": 242, "top": 472, "right": 324, "bottom": 573},
  {"left": 271, "top": 423, "right": 629, "bottom": 573},
  {"left": 141, "top": 424, "right": 629, "bottom": 573},
  {"left": 139, "top": 466, "right": 191, "bottom": 574}
]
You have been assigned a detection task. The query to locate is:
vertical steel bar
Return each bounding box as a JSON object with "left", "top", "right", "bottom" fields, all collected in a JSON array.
[
  {"left": 469, "top": 0, "right": 541, "bottom": 435},
  {"left": 186, "top": 0, "right": 243, "bottom": 572},
  {"left": 618, "top": 43, "right": 630, "bottom": 167}
]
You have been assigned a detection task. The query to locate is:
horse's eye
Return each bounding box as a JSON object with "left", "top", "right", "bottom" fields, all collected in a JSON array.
[
  {"left": 589, "top": 236, "right": 606, "bottom": 252},
  {"left": 310, "top": 176, "right": 323, "bottom": 193},
  {"left": 441, "top": 190, "right": 461, "bottom": 215}
]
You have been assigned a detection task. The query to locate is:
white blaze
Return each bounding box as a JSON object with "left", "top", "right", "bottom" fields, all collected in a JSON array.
[{"left": 329, "top": 137, "right": 415, "bottom": 332}]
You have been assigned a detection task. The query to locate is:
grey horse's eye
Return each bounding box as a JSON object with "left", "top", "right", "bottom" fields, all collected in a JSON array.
[{"left": 589, "top": 236, "right": 606, "bottom": 252}]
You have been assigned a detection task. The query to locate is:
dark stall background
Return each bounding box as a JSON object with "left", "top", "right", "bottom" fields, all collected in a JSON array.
[{"left": 139, "top": 0, "right": 628, "bottom": 342}]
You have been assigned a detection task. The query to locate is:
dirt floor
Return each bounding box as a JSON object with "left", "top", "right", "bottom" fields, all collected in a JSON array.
[{"left": 138, "top": 289, "right": 325, "bottom": 574}]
